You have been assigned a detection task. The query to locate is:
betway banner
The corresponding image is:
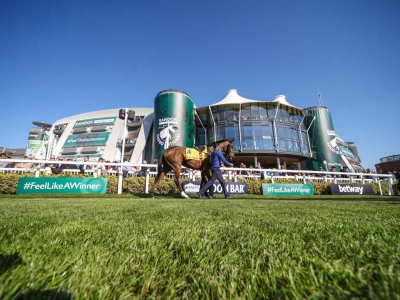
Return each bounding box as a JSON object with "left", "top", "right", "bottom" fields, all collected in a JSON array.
[
  {"left": 17, "top": 178, "right": 107, "bottom": 194},
  {"left": 74, "top": 117, "right": 116, "bottom": 128},
  {"left": 182, "top": 181, "right": 247, "bottom": 194},
  {"left": 331, "top": 184, "right": 374, "bottom": 195},
  {"left": 262, "top": 184, "right": 314, "bottom": 196}
]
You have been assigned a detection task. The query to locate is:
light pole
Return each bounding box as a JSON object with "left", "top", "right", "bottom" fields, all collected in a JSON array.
[{"left": 117, "top": 108, "right": 135, "bottom": 194}]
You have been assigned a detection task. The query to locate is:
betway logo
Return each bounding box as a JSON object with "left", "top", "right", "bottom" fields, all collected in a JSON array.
[{"left": 338, "top": 185, "right": 363, "bottom": 194}]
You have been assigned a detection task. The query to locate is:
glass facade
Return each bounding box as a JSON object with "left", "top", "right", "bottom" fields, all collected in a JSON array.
[{"left": 195, "top": 102, "right": 310, "bottom": 156}]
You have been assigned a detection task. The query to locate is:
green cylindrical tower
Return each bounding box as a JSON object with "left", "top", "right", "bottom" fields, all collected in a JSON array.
[
  {"left": 304, "top": 106, "right": 341, "bottom": 170},
  {"left": 153, "top": 89, "right": 195, "bottom": 158}
]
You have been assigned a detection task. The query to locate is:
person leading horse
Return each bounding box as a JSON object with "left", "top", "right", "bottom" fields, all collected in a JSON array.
[{"left": 150, "top": 140, "right": 234, "bottom": 198}]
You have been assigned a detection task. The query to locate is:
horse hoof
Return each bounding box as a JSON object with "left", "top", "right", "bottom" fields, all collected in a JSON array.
[{"left": 180, "top": 191, "right": 190, "bottom": 199}]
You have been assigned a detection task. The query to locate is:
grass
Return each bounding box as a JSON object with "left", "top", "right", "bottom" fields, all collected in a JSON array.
[{"left": 0, "top": 195, "right": 400, "bottom": 299}]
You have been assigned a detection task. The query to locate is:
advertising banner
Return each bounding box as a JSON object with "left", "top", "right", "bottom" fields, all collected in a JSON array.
[
  {"left": 26, "top": 131, "right": 49, "bottom": 159},
  {"left": 17, "top": 178, "right": 107, "bottom": 194},
  {"left": 182, "top": 181, "right": 248, "bottom": 195},
  {"left": 63, "top": 132, "right": 110, "bottom": 148},
  {"left": 26, "top": 140, "right": 43, "bottom": 157},
  {"left": 339, "top": 145, "right": 356, "bottom": 159},
  {"left": 73, "top": 117, "right": 116, "bottom": 128},
  {"left": 262, "top": 184, "right": 314, "bottom": 196},
  {"left": 330, "top": 184, "right": 374, "bottom": 195}
]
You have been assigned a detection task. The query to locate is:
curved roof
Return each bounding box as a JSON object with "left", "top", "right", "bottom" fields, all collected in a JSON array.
[
  {"left": 211, "top": 89, "right": 258, "bottom": 105},
  {"left": 211, "top": 89, "right": 297, "bottom": 108},
  {"left": 272, "top": 95, "right": 295, "bottom": 108}
]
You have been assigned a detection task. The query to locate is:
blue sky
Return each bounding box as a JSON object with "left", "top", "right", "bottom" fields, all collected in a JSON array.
[{"left": 0, "top": 0, "right": 399, "bottom": 170}]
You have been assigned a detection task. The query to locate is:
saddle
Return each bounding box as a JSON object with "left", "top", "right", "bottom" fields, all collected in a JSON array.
[{"left": 185, "top": 147, "right": 208, "bottom": 161}]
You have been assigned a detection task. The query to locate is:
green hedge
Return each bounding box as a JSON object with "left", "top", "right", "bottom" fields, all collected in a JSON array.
[{"left": 0, "top": 173, "right": 394, "bottom": 195}]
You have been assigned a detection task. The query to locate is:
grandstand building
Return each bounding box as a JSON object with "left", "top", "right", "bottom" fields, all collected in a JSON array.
[
  {"left": 17, "top": 89, "right": 364, "bottom": 171},
  {"left": 195, "top": 89, "right": 311, "bottom": 170},
  {"left": 44, "top": 108, "right": 154, "bottom": 163}
]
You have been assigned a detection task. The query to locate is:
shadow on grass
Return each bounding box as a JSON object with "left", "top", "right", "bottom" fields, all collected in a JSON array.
[
  {"left": 0, "top": 253, "right": 22, "bottom": 276},
  {"left": 15, "top": 289, "right": 71, "bottom": 300},
  {"left": 0, "top": 254, "right": 72, "bottom": 300}
]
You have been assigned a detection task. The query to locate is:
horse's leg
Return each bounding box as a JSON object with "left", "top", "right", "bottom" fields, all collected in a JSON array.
[
  {"left": 150, "top": 168, "right": 170, "bottom": 198},
  {"left": 171, "top": 167, "right": 189, "bottom": 199}
]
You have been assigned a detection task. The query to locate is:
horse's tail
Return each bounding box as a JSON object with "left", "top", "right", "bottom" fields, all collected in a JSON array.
[{"left": 157, "top": 151, "right": 165, "bottom": 172}]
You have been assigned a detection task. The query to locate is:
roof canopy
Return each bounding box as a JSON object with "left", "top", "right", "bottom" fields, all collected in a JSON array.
[{"left": 211, "top": 89, "right": 297, "bottom": 108}]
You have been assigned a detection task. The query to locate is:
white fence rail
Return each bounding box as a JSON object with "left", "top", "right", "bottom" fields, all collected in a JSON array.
[{"left": 0, "top": 159, "right": 396, "bottom": 196}]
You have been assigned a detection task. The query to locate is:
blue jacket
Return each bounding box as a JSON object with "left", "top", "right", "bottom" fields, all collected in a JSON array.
[{"left": 210, "top": 149, "right": 232, "bottom": 168}]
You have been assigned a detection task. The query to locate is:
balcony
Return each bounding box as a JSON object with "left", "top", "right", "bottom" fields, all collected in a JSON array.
[{"left": 116, "top": 138, "right": 137, "bottom": 148}]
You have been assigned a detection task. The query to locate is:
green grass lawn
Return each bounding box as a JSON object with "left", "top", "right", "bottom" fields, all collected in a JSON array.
[{"left": 1, "top": 195, "right": 399, "bottom": 299}]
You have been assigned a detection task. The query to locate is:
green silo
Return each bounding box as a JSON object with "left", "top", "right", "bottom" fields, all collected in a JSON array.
[
  {"left": 153, "top": 89, "right": 195, "bottom": 158},
  {"left": 304, "top": 106, "right": 341, "bottom": 171}
]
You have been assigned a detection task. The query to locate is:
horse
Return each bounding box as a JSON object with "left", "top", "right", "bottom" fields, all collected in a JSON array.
[{"left": 150, "top": 140, "right": 235, "bottom": 198}]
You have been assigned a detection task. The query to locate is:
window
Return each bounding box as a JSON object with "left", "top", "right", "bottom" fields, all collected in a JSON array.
[
  {"left": 241, "top": 108, "right": 251, "bottom": 120},
  {"left": 267, "top": 108, "right": 276, "bottom": 120},
  {"left": 277, "top": 126, "right": 286, "bottom": 138},
  {"left": 216, "top": 124, "right": 226, "bottom": 140},
  {"left": 232, "top": 139, "right": 240, "bottom": 151},
  {"left": 279, "top": 109, "right": 290, "bottom": 122},
  {"left": 287, "top": 140, "right": 294, "bottom": 152},
  {"left": 243, "top": 138, "right": 254, "bottom": 150},
  {"left": 196, "top": 127, "right": 206, "bottom": 145},
  {"left": 253, "top": 123, "right": 262, "bottom": 137},
  {"left": 242, "top": 125, "right": 254, "bottom": 137},
  {"left": 279, "top": 140, "right": 288, "bottom": 151},
  {"left": 225, "top": 125, "right": 239, "bottom": 141},
  {"left": 263, "top": 139, "right": 274, "bottom": 150},
  {"left": 284, "top": 127, "right": 292, "bottom": 139},
  {"left": 301, "top": 131, "right": 310, "bottom": 154},
  {"left": 255, "top": 138, "right": 263, "bottom": 150},
  {"left": 291, "top": 128, "right": 300, "bottom": 140},
  {"left": 293, "top": 141, "right": 300, "bottom": 152},
  {"left": 262, "top": 125, "right": 272, "bottom": 138},
  {"left": 259, "top": 105, "right": 268, "bottom": 120}
]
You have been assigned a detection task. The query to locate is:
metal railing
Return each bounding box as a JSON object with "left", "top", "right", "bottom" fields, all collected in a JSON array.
[{"left": 0, "top": 158, "right": 396, "bottom": 195}]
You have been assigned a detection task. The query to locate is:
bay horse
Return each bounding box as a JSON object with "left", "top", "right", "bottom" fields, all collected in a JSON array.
[{"left": 150, "top": 140, "right": 234, "bottom": 198}]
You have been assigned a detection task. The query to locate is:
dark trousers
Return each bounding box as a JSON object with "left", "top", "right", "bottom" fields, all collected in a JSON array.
[{"left": 199, "top": 167, "right": 229, "bottom": 197}]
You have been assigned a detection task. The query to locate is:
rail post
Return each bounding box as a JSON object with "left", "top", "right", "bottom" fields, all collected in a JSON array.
[
  {"left": 35, "top": 166, "right": 40, "bottom": 178},
  {"left": 117, "top": 168, "right": 123, "bottom": 194},
  {"left": 145, "top": 167, "right": 150, "bottom": 194}
]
